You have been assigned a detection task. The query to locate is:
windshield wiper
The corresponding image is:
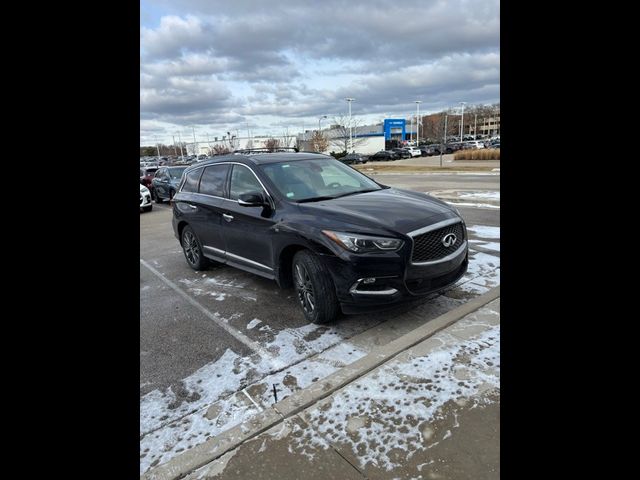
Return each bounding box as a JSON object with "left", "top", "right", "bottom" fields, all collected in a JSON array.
[
  {"left": 296, "top": 196, "right": 337, "bottom": 203},
  {"left": 296, "top": 189, "right": 380, "bottom": 203},
  {"left": 330, "top": 188, "right": 380, "bottom": 199}
]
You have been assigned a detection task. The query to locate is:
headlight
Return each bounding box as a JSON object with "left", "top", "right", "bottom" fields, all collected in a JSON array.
[
  {"left": 141, "top": 187, "right": 149, "bottom": 194},
  {"left": 322, "top": 230, "right": 404, "bottom": 253}
]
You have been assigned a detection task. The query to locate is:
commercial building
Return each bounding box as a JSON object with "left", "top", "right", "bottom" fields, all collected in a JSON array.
[{"left": 297, "top": 118, "right": 413, "bottom": 154}]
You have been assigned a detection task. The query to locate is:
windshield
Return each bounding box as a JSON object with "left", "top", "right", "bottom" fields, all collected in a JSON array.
[
  {"left": 260, "top": 158, "right": 382, "bottom": 202},
  {"left": 167, "top": 167, "right": 187, "bottom": 179}
]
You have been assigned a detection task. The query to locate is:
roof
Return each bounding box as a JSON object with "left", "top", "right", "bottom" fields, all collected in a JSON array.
[{"left": 189, "top": 152, "right": 331, "bottom": 169}]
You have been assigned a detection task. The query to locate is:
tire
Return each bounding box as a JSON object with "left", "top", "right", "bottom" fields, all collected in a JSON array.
[
  {"left": 181, "top": 225, "right": 209, "bottom": 271},
  {"left": 155, "top": 191, "right": 164, "bottom": 204},
  {"left": 143, "top": 205, "right": 152, "bottom": 212},
  {"left": 292, "top": 250, "right": 339, "bottom": 324}
]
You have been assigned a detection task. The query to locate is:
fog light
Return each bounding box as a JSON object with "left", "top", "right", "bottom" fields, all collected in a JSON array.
[{"left": 362, "top": 278, "right": 376, "bottom": 284}]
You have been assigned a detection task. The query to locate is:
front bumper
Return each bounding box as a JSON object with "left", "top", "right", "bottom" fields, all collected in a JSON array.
[{"left": 321, "top": 242, "right": 468, "bottom": 315}]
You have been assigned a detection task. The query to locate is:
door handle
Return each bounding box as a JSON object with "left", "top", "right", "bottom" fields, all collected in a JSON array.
[
  {"left": 186, "top": 204, "right": 197, "bottom": 209},
  {"left": 223, "top": 213, "right": 234, "bottom": 222}
]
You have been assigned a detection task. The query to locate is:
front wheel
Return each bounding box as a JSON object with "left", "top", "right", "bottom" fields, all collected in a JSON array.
[
  {"left": 142, "top": 205, "right": 152, "bottom": 212},
  {"left": 292, "top": 250, "right": 340, "bottom": 324},
  {"left": 181, "top": 226, "right": 209, "bottom": 271}
]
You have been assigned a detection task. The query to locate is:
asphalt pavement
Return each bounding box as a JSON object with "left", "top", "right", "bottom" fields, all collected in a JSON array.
[{"left": 140, "top": 171, "right": 500, "bottom": 474}]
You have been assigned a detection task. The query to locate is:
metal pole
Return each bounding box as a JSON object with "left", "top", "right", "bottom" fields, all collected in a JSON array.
[
  {"left": 178, "top": 131, "right": 184, "bottom": 161},
  {"left": 410, "top": 115, "right": 413, "bottom": 144},
  {"left": 192, "top": 126, "right": 197, "bottom": 156},
  {"left": 345, "top": 98, "right": 355, "bottom": 152},
  {"left": 172, "top": 135, "right": 177, "bottom": 156},
  {"left": 415, "top": 101, "right": 422, "bottom": 145},
  {"left": 441, "top": 114, "right": 447, "bottom": 167},
  {"left": 459, "top": 102, "right": 465, "bottom": 141},
  {"left": 474, "top": 114, "right": 477, "bottom": 140}
]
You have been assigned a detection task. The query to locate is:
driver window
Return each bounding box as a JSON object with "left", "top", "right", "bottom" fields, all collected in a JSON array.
[{"left": 230, "top": 165, "right": 264, "bottom": 200}]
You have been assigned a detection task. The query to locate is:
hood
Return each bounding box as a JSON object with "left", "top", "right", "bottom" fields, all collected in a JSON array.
[{"left": 297, "top": 188, "right": 458, "bottom": 235}]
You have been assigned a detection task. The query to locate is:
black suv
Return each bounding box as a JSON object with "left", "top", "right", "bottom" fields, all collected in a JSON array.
[{"left": 172, "top": 153, "right": 468, "bottom": 323}]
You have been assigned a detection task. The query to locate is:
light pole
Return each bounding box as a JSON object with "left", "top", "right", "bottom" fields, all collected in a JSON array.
[
  {"left": 172, "top": 135, "right": 177, "bottom": 156},
  {"left": 474, "top": 113, "right": 477, "bottom": 140},
  {"left": 410, "top": 115, "right": 413, "bottom": 144},
  {"left": 318, "top": 115, "right": 327, "bottom": 132},
  {"left": 441, "top": 114, "right": 448, "bottom": 167},
  {"left": 345, "top": 98, "right": 355, "bottom": 152},
  {"left": 177, "top": 131, "right": 184, "bottom": 161},
  {"left": 415, "top": 100, "right": 422, "bottom": 145},
  {"left": 459, "top": 102, "right": 466, "bottom": 141},
  {"left": 192, "top": 126, "right": 197, "bottom": 156}
]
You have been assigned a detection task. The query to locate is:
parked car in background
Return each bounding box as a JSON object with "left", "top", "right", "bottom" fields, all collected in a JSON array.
[
  {"left": 392, "top": 148, "right": 411, "bottom": 159},
  {"left": 152, "top": 165, "right": 188, "bottom": 203},
  {"left": 369, "top": 150, "right": 396, "bottom": 161},
  {"left": 405, "top": 146, "right": 422, "bottom": 157},
  {"left": 140, "top": 166, "right": 159, "bottom": 198},
  {"left": 140, "top": 184, "right": 152, "bottom": 212},
  {"left": 464, "top": 140, "right": 486, "bottom": 149},
  {"left": 341, "top": 153, "right": 367, "bottom": 165}
]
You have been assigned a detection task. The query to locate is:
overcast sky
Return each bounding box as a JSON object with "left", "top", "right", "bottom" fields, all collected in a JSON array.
[{"left": 140, "top": 0, "right": 499, "bottom": 145}]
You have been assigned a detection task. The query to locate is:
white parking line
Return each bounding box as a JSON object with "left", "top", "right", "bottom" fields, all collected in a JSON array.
[{"left": 140, "top": 258, "right": 282, "bottom": 368}]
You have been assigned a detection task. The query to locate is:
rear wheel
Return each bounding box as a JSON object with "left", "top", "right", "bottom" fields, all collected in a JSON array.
[
  {"left": 292, "top": 250, "right": 339, "bottom": 324},
  {"left": 181, "top": 226, "right": 209, "bottom": 271},
  {"left": 142, "top": 205, "right": 152, "bottom": 212}
]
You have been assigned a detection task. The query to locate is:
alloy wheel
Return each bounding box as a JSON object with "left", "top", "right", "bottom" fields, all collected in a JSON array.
[
  {"left": 294, "top": 263, "right": 315, "bottom": 313},
  {"left": 183, "top": 231, "right": 200, "bottom": 265}
]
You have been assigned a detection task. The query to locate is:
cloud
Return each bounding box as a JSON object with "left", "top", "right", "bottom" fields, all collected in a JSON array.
[{"left": 140, "top": 0, "right": 499, "bottom": 143}]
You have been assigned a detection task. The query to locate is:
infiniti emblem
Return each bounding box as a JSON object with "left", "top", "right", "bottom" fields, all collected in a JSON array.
[{"left": 442, "top": 233, "right": 457, "bottom": 248}]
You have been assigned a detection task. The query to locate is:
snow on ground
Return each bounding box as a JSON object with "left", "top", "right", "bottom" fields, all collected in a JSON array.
[
  {"left": 246, "top": 318, "right": 262, "bottom": 330},
  {"left": 447, "top": 201, "right": 500, "bottom": 210},
  {"left": 459, "top": 191, "right": 500, "bottom": 201},
  {"left": 140, "top": 224, "right": 501, "bottom": 474},
  {"left": 467, "top": 225, "right": 500, "bottom": 239},
  {"left": 295, "top": 323, "right": 500, "bottom": 471}
]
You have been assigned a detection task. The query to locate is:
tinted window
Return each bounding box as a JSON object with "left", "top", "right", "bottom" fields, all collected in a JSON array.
[
  {"left": 261, "top": 158, "right": 380, "bottom": 201},
  {"left": 168, "top": 167, "right": 187, "bottom": 179},
  {"left": 230, "top": 165, "right": 264, "bottom": 200},
  {"left": 199, "top": 164, "right": 230, "bottom": 197},
  {"left": 181, "top": 169, "right": 202, "bottom": 193}
]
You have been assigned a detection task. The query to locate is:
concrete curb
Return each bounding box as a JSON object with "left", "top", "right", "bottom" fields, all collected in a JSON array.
[{"left": 142, "top": 286, "right": 500, "bottom": 480}]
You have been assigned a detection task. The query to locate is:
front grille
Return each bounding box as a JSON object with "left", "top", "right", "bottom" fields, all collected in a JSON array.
[
  {"left": 411, "top": 222, "right": 465, "bottom": 263},
  {"left": 405, "top": 259, "right": 468, "bottom": 294}
]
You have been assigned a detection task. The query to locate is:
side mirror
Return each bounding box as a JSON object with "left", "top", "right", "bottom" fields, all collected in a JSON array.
[{"left": 238, "top": 191, "right": 267, "bottom": 207}]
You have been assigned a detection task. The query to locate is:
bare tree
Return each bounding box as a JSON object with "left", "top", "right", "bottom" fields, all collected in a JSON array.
[
  {"left": 212, "top": 144, "right": 230, "bottom": 155},
  {"left": 310, "top": 131, "right": 329, "bottom": 153},
  {"left": 265, "top": 138, "right": 281, "bottom": 152},
  {"left": 327, "top": 114, "right": 368, "bottom": 153},
  {"left": 281, "top": 128, "right": 294, "bottom": 148}
]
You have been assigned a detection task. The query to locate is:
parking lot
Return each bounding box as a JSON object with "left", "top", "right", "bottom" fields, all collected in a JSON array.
[{"left": 140, "top": 172, "right": 500, "bottom": 474}]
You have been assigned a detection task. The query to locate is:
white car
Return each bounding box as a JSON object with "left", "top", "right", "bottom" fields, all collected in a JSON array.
[
  {"left": 140, "top": 184, "right": 152, "bottom": 212},
  {"left": 405, "top": 146, "right": 422, "bottom": 157}
]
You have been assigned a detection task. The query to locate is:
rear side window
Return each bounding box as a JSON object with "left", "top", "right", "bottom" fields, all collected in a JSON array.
[
  {"left": 181, "top": 169, "right": 202, "bottom": 193},
  {"left": 199, "top": 164, "right": 230, "bottom": 197}
]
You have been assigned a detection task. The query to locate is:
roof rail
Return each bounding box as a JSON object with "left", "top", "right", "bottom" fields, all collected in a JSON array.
[{"left": 234, "top": 147, "right": 300, "bottom": 154}]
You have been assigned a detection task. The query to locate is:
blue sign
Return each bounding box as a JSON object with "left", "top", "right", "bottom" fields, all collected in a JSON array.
[{"left": 383, "top": 118, "right": 406, "bottom": 140}]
